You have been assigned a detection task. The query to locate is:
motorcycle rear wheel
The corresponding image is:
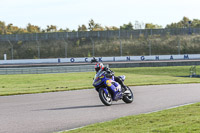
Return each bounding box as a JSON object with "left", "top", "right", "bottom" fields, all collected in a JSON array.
[{"left": 99, "top": 88, "right": 112, "bottom": 106}]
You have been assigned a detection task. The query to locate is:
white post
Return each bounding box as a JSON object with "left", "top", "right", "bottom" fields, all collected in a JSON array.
[{"left": 4, "top": 54, "right": 7, "bottom": 60}]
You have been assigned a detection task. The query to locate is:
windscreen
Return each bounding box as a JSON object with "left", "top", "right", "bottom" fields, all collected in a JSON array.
[{"left": 93, "top": 70, "right": 105, "bottom": 83}]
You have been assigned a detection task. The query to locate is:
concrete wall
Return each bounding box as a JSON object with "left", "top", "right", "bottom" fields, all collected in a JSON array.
[{"left": 1, "top": 54, "right": 200, "bottom": 65}]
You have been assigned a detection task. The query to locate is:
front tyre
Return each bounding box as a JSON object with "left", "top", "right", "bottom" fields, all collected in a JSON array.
[
  {"left": 99, "top": 88, "right": 112, "bottom": 106},
  {"left": 122, "top": 86, "right": 133, "bottom": 104}
]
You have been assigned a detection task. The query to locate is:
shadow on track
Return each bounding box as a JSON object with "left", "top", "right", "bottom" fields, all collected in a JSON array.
[
  {"left": 46, "top": 105, "right": 104, "bottom": 110},
  {"left": 34, "top": 103, "right": 124, "bottom": 111}
]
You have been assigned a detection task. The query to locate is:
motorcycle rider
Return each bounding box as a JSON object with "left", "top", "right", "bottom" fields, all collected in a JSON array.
[
  {"left": 91, "top": 57, "right": 98, "bottom": 63},
  {"left": 94, "top": 62, "right": 127, "bottom": 92}
]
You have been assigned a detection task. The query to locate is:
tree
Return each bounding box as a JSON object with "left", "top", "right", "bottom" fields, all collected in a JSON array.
[
  {"left": 78, "top": 24, "right": 87, "bottom": 31},
  {"left": 88, "top": 19, "right": 95, "bottom": 31},
  {"left": 88, "top": 19, "right": 104, "bottom": 31},
  {"left": 7, "top": 23, "right": 27, "bottom": 34},
  {"left": 0, "top": 21, "right": 6, "bottom": 34},
  {"left": 46, "top": 25, "right": 57, "bottom": 32},
  {"left": 26, "top": 23, "right": 40, "bottom": 33},
  {"left": 120, "top": 22, "right": 134, "bottom": 30},
  {"left": 92, "top": 24, "right": 104, "bottom": 31},
  {"left": 166, "top": 16, "right": 191, "bottom": 28},
  {"left": 191, "top": 19, "right": 200, "bottom": 28},
  {"left": 58, "top": 28, "right": 71, "bottom": 32},
  {"left": 65, "top": 28, "right": 71, "bottom": 32},
  {"left": 134, "top": 21, "right": 145, "bottom": 29},
  {"left": 181, "top": 16, "right": 190, "bottom": 28},
  {"left": 105, "top": 26, "right": 119, "bottom": 31},
  {"left": 145, "top": 23, "right": 162, "bottom": 29}
]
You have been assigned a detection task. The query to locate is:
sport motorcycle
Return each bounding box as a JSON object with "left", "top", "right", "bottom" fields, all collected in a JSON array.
[{"left": 93, "top": 69, "right": 133, "bottom": 106}]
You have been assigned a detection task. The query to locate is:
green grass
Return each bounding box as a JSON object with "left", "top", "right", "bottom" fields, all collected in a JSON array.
[
  {"left": 114, "top": 66, "right": 200, "bottom": 86},
  {"left": 64, "top": 103, "right": 200, "bottom": 133},
  {"left": 0, "top": 72, "right": 94, "bottom": 96},
  {"left": 0, "top": 66, "right": 200, "bottom": 96}
]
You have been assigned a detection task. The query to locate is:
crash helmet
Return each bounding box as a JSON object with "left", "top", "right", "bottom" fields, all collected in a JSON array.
[{"left": 95, "top": 62, "right": 104, "bottom": 72}]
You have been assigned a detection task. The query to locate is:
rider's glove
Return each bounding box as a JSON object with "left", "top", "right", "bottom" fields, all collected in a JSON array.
[{"left": 105, "top": 69, "right": 114, "bottom": 78}]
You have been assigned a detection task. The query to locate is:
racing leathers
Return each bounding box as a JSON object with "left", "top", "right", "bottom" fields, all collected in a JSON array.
[{"left": 102, "top": 67, "right": 127, "bottom": 92}]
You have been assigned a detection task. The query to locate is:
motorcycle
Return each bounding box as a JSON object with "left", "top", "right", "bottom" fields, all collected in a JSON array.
[{"left": 93, "top": 69, "right": 134, "bottom": 106}]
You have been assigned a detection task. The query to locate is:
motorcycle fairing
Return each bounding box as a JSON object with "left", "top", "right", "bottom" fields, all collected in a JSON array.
[
  {"left": 93, "top": 69, "right": 123, "bottom": 101},
  {"left": 105, "top": 79, "right": 122, "bottom": 101}
]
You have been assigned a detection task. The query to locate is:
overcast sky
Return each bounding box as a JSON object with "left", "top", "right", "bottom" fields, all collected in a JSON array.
[{"left": 0, "top": 0, "right": 200, "bottom": 30}]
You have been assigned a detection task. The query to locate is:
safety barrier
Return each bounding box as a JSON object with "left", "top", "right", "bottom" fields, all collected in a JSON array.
[{"left": 0, "top": 65, "right": 94, "bottom": 75}]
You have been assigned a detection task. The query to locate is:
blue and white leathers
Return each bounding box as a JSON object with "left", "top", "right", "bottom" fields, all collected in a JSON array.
[{"left": 93, "top": 69, "right": 133, "bottom": 106}]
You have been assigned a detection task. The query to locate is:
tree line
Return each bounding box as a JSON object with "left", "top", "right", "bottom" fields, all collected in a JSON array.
[
  {"left": 0, "top": 16, "right": 200, "bottom": 35},
  {"left": 1, "top": 34, "right": 200, "bottom": 59}
]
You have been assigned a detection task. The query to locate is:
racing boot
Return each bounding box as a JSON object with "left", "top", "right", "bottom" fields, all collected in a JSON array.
[
  {"left": 119, "top": 81, "right": 131, "bottom": 95},
  {"left": 119, "top": 82, "right": 127, "bottom": 93},
  {"left": 114, "top": 76, "right": 127, "bottom": 93}
]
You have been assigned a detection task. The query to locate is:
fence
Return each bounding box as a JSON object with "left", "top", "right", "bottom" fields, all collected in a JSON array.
[
  {"left": 1, "top": 28, "right": 200, "bottom": 60},
  {"left": 0, "top": 65, "right": 94, "bottom": 75},
  {"left": 0, "top": 28, "right": 200, "bottom": 42}
]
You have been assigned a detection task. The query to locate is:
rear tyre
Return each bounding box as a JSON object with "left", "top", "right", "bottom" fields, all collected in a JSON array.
[
  {"left": 99, "top": 88, "right": 112, "bottom": 106},
  {"left": 122, "top": 86, "right": 133, "bottom": 103}
]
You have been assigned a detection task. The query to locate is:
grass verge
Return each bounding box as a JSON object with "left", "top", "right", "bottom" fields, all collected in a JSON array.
[
  {"left": 0, "top": 66, "right": 200, "bottom": 96},
  {"left": 64, "top": 102, "right": 200, "bottom": 133}
]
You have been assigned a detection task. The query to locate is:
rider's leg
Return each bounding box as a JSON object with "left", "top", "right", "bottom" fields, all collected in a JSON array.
[{"left": 114, "top": 76, "right": 127, "bottom": 91}]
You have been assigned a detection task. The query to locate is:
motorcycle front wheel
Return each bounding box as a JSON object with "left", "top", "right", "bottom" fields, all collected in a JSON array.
[
  {"left": 122, "top": 86, "right": 134, "bottom": 104},
  {"left": 99, "top": 88, "right": 112, "bottom": 106}
]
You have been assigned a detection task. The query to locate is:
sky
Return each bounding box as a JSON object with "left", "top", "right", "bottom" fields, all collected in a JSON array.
[{"left": 0, "top": 0, "right": 200, "bottom": 30}]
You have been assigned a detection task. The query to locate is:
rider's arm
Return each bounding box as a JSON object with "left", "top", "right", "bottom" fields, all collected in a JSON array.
[{"left": 104, "top": 67, "right": 114, "bottom": 77}]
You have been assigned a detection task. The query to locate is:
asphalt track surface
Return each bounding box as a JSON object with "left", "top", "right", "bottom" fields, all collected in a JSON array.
[{"left": 1, "top": 84, "right": 200, "bottom": 133}]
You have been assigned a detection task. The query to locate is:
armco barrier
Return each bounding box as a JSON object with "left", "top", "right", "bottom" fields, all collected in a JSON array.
[
  {"left": 109, "top": 60, "right": 200, "bottom": 68},
  {"left": 0, "top": 65, "right": 94, "bottom": 75},
  {"left": 1, "top": 60, "right": 200, "bottom": 75}
]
